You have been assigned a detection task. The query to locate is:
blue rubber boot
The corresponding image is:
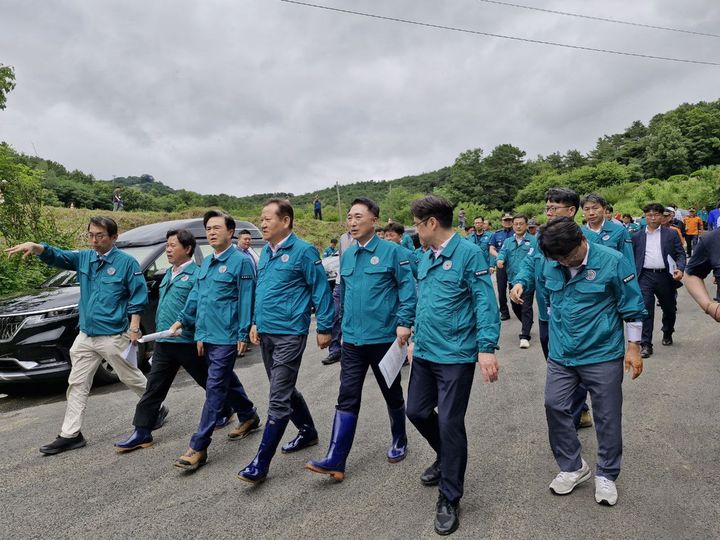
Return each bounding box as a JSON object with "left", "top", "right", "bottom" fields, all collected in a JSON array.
[
  {"left": 304, "top": 410, "right": 358, "bottom": 482},
  {"left": 387, "top": 405, "right": 408, "bottom": 463},
  {"left": 237, "top": 416, "right": 289, "bottom": 484},
  {"left": 114, "top": 428, "right": 153, "bottom": 453},
  {"left": 281, "top": 393, "right": 318, "bottom": 453}
]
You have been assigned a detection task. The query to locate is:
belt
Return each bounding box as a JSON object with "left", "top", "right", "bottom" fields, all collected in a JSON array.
[{"left": 642, "top": 268, "right": 666, "bottom": 273}]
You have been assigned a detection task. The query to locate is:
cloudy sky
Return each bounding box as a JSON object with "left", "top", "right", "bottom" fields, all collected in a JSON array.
[{"left": 1, "top": 0, "right": 718, "bottom": 196}]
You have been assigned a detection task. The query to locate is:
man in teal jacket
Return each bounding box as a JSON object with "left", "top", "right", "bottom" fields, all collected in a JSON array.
[
  {"left": 6, "top": 216, "right": 148, "bottom": 455},
  {"left": 238, "top": 199, "right": 334, "bottom": 484},
  {"left": 406, "top": 196, "right": 500, "bottom": 536},
  {"left": 306, "top": 197, "right": 417, "bottom": 481},
  {"left": 581, "top": 193, "right": 634, "bottom": 262},
  {"left": 114, "top": 229, "right": 242, "bottom": 453},
  {"left": 385, "top": 222, "right": 419, "bottom": 279},
  {"left": 497, "top": 214, "right": 538, "bottom": 349},
  {"left": 170, "top": 211, "right": 259, "bottom": 472},
  {"left": 537, "top": 218, "right": 646, "bottom": 507},
  {"left": 510, "top": 188, "right": 598, "bottom": 429}
]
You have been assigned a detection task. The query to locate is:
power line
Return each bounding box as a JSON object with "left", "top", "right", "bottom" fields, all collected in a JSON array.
[
  {"left": 279, "top": 0, "right": 720, "bottom": 67},
  {"left": 476, "top": 0, "right": 720, "bottom": 39}
]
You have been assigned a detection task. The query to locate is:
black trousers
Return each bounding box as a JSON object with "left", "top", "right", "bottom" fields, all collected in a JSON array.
[
  {"left": 539, "top": 319, "right": 549, "bottom": 360},
  {"left": 510, "top": 289, "right": 534, "bottom": 340},
  {"left": 407, "top": 357, "right": 475, "bottom": 505},
  {"left": 337, "top": 341, "right": 404, "bottom": 415},
  {"left": 685, "top": 234, "right": 697, "bottom": 257},
  {"left": 259, "top": 333, "right": 314, "bottom": 427},
  {"left": 495, "top": 266, "right": 510, "bottom": 316},
  {"left": 133, "top": 341, "right": 229, "bottom": 429},
  {"left": 639, "top": 270, "right": 677, "bottom": 346}
]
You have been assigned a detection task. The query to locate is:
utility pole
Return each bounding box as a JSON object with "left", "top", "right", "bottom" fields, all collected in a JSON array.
[{"left": 336, "top": 181, "right": 342, "bottom": 222}]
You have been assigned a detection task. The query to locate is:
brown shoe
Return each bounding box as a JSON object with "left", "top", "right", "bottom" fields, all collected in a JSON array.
[
  {"left": 174, "top": 448, "right": 207, "bottom": 471},
  {"left": 578, "top": 410, "right": 593, "bottom": 429},
  {"left": 227, "top": 412, "right": 261, "bottom": 440}
]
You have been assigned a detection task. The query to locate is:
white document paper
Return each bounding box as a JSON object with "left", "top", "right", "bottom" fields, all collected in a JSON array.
[
  {"left": 138, "top": 329, "right": 182, "bottom": 343},
  {"left": 666, "top": 255, "right": 677, "bottom": 275},
  {"left": 122, "top": 342, "right": 138, "bottom": 369},
  {"left": 378, "top": 340, "right": 408, "bottom": 388}
]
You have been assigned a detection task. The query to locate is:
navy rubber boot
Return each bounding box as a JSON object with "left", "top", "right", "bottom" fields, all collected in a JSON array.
[
  {"left": 282, "top": 394, "right": 318, "bottom": 453},
  {"left": 304, "top": 410, "right": 358, "bottom": 482},
  {"left": 114, "top": 428, "right": 153, "bottom": 453},
  {"left": 237, "top": 416, "right": 289, "bottom": 484},
  {"left": 387, "top": 405, "right": 408, "bottom": 463}
]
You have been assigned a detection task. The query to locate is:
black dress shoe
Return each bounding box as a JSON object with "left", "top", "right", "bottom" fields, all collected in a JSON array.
[
  {"left": 640, "top": 344, "right": 653, "bottom": 358},
  {"left": 421, "top": 459, "right": 441, "bottom": 486},
  {"left": 434, "top": 493, "right": 460, "bottom": 536},
  {"left": 154, "top": 405, "right": 169, "bottom": 430},
  {"left": 662, "top": 333, "right": 673, "bottom": 346},
  {"left": 39, "top": 432, "right": 87, "bottom": 455},
  {"left": 500, "top": 313, "right": 511, "bottom": 321},
  {"left": 322, "top": 352, "right": 341, "bottom": 365}
]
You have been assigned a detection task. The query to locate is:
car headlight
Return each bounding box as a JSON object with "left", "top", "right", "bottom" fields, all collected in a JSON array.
[{"left": 23, "top": 306, "right": 79, "bottom": 328}]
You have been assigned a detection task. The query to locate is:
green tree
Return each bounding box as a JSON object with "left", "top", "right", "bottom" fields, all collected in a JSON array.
[
  {"left": 643, "top": 123, "right": 690, "bottom": 179},
  {"left": 0, "top": 64, "right": 16, "bottom": 110}
]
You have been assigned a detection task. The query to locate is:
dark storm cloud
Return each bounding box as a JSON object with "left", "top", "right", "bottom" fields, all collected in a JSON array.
[{"left": 0, "top": 0, "right": 718, "bottom": 196}]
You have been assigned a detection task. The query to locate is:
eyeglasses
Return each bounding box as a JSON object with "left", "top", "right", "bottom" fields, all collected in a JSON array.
[
  {"left": 85, "top": 233, "right": 108, "bottom": 240},
  {"left": 414, "top": 217, "right": 431, "bottom": 228},
  {"left": 544, "top": 205, "right": 569, "bottom": 214}
]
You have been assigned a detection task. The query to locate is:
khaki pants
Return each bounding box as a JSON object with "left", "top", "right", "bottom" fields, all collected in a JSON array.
[{"left": 60, "top": 332, "right": 147, "bottom": 438}]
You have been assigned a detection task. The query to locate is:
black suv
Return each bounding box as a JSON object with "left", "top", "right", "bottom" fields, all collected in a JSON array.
[{"left": 0, "top": 218, "right": 263, "bottom": 391}]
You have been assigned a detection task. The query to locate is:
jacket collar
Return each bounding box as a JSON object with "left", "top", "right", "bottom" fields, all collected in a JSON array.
[
  {"left": 91, "top": 245, "right": 118, "bottom": 264},
  {"left": 211, "top": 243, "right": 235, "bottom": 262},
  {"left": 428, "top": 233, "right": 461, "bottom": 269},
  {"left": 267, "top": 232, "right": 298, "bottom": 257}
]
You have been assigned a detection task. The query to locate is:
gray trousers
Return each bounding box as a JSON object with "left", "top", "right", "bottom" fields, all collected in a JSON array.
[
  {"left": 259, "top": 333, "right": 314, "bottom": 427},
  {"left": 544, "top": 358, "right": 624, "bottom": 480}
]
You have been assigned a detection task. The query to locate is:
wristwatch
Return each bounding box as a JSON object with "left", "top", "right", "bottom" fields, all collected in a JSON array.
[{"left": 129, "top": 327, "right": 140, "bottom": 333}]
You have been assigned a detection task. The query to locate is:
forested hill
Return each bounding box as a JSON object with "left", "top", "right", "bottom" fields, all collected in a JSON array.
[{"left": 2, "top": 98, "right": 719, "bottom": 221}]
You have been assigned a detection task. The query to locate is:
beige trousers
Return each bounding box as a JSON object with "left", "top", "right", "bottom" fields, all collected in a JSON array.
[{"left": 60, "top": 332, "right": 147, "bottom": 438}]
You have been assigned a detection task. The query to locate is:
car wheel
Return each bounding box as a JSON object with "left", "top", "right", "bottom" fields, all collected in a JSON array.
[{"left": 93, "top": 358, "right": 120, "bottom": 385}]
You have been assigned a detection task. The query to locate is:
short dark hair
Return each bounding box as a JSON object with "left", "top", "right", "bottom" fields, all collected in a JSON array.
[
  {"left": 545, "top": 187, "right": 580, "bottom": 209},
  {"left": 350, "top": 197, "right": 380, "bottom": 218},
  {"left": 539, "top": 217, "right": 584, "bottom": 259},
  {"left": 606, "top": 205, "right": 614, "bottom": 212},
  {"left": 642, "top": 202, "right": 665, "bottom": 214},
  {"left": 473, "top": 216, "right": 484, "bottom": 222},
  {"left": 330, "top": 238, "right": 337, "bottom": 244},
  {"left": 375, "top": 227, "right": 384, "bottom": 233},
  {"left": 238, "top": 229, "right": 252, "bottom": 237},
  {"left": 411, "top": 196, "right": 453, "bottom": 229},
  {"left": 580, "top": 193, "right": 608, "bottom": 209},
  {"left": 264, "top": 198, "right": 294, "bottom": 229},
  {"left": 386, "top": 222, "right": 405, "bottom": 236},
  {"left": 465, "top": 225, "right": 475, "bottom": 232},
  {"left": 622, "top": 213, "right": 633, "bottom": 220},
  {"left": 166, "top": 228, "right": 196, "bottom": 256},
  {"left": 203, "top": 210, "right": 235, "bottom": 232},
  {"left": 513, "top": 214, "right": 528, "bottom": 223},
  {"left": 88, "top": 216, "right": 118, "bottom": 237}
]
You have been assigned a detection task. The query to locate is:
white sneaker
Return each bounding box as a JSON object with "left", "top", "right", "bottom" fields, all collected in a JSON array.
[
  {"left": 549, "top": 459, "right": 592, "bottom": 495},
  {"left": 519, "top": 338, "right": 530, "bottom": 349},
  {"left": 594, "top": 476, "right": 618, "bottom": 506}
]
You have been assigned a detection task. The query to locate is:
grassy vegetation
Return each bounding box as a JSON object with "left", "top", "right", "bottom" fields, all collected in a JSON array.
[{"left": 45, "top": 207, "right": 347, "bottom": 251}]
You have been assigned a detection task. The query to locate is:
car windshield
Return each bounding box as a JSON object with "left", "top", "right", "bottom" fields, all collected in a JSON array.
[{"left": 39, "top": 246, "right": 160, "bottom": 287}]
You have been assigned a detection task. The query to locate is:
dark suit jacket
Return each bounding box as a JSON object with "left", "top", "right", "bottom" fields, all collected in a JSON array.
[{"left": 631, "top": 226, "right": 687, "bottom": 275}]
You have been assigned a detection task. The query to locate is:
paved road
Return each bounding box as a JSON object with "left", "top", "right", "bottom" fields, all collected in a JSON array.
[{"left": 1, "top": 289, "right": 719, "bottom": 539}]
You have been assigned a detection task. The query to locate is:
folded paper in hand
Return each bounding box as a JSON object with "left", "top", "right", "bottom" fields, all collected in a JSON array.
[
  {"left": 139, "top": 329, "right": 182, "bottom": 343},
  {"left": 378, "top": 340, "right": 408, "bottom": 388},
  {"left": 122, "top": 342, "right": 138, "bottom": 369}
]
